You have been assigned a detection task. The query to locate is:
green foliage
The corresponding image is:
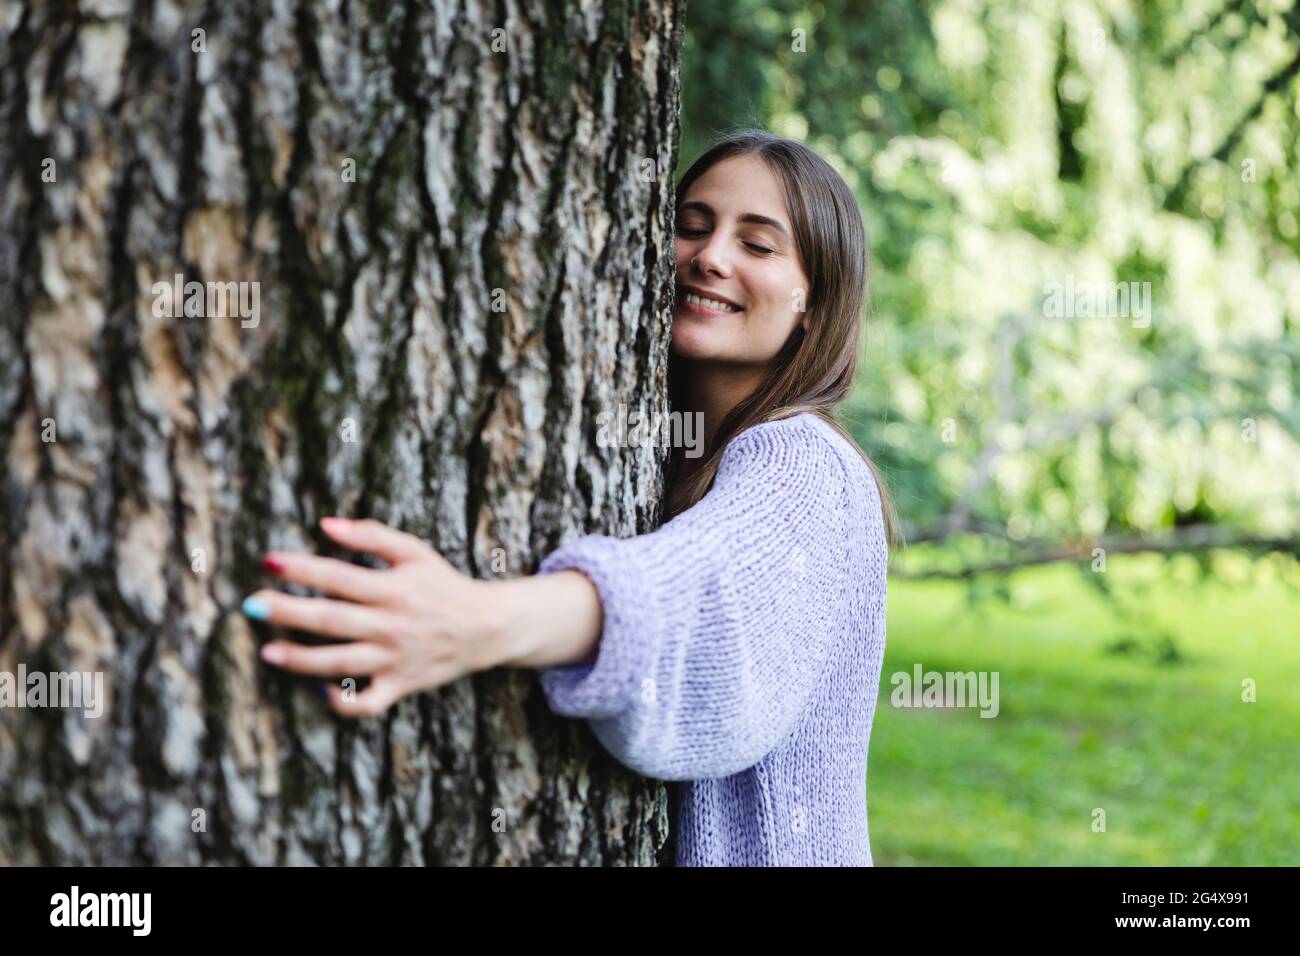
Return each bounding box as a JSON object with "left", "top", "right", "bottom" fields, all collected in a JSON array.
[{"left": 680, "top": 0, "right": 1300, "bottom": 546}]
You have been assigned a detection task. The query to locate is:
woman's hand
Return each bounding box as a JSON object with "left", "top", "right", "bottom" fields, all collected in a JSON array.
[{"left": 243, "top": 516, "right": 506, "bottom": 718}]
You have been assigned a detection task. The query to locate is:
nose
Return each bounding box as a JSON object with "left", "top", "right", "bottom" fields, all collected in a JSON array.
[{"left": 687, "top": 233, "right": 733, "bottom": 280}]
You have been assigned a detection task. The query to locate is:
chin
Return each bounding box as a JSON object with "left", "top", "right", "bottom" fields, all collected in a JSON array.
[{"left": 669, "top": 326, "right": 725, "bottom": 362}]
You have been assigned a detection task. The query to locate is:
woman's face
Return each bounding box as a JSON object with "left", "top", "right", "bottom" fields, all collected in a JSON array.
[{"left": 672, "top": 153, "right": 810, "bottom": 367}]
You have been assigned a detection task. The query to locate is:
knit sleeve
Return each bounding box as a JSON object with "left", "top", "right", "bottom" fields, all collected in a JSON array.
[{"left": 534, "top": 416, "right": 867, "bottom": 781}]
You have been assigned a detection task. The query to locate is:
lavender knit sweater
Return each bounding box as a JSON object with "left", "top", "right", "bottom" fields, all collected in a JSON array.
[{"left": 536, "top": 412, "right": 888, "bottom": 866}]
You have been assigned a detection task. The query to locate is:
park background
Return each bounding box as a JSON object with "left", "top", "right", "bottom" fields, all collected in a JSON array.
[{"left": 678, "top": 0, "right": 1300, "bottom": 864}]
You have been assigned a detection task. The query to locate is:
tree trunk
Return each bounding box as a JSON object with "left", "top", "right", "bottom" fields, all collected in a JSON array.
[{"left": 0, "top": 0, "right": 683, "bottom": 865}]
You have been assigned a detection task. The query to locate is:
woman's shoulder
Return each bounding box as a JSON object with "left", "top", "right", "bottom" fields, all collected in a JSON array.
[
  {"left": 724, "top": 412, "right": 865, "bottom": 480},
  {"left": 721, "top": 413, "right": 886, "bottom": 540}
]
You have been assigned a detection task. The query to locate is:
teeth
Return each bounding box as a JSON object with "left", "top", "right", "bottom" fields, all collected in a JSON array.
[{"left": 683, "top": 292, "right": 740, "bottom": 312}]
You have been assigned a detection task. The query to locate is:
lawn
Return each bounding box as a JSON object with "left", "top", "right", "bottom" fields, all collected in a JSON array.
[{"left": 868, "top": 550, "right": 1300, "bottom": 866}]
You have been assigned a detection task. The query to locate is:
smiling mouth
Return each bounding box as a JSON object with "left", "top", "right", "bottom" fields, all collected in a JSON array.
[{"left": 678, "top": 290, "right": 744, "bottom": 312}]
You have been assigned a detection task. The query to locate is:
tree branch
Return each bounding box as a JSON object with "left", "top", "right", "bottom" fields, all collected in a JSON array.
[{"left": 892, "top": 524, "right": 1299, "bottom": 579}]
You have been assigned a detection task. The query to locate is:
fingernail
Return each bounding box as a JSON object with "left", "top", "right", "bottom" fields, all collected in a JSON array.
[
  {"left": 261, "top": 555, "right": 287, "bottom": 574},
  {"left": 242, "top": 595, "right": 271, "bottom": 621},
  {"left": 321, "top": 516, "right": 350, "bottom": 530},
  {"left": 261, "top": 643, "right": 287, "bottom": 664}
]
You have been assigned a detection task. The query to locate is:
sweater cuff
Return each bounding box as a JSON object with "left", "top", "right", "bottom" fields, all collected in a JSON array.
[{"left": 535, "top": 534, "right": 657, "bottom": 720}]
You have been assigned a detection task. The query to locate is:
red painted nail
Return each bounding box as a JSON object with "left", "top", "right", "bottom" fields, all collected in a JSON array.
[{"left": 261, "top": 555, "right": 287, "bottom": 574}]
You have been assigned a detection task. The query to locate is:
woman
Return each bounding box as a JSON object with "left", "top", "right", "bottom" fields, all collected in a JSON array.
[{"left": 244, "top": 128, "right": 900, "bottom": 866}]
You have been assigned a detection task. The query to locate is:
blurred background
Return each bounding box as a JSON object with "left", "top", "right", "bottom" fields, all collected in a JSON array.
[{"left": 679, "top": 0, "right": 1299, "bottom": 864}]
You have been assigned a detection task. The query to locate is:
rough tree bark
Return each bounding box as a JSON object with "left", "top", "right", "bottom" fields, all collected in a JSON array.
[{"left": 0, "top": 0, "right": 684, "bottom": 865}]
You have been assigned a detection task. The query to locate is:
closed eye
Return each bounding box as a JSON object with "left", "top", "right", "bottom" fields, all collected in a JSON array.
[{"left": 677, "top": 226, "right": 774, "bottom": 255}]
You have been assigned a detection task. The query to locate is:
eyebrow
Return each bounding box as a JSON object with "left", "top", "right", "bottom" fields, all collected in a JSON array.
[{"left": 679, "top": 200, "right": 789, "bottom": 236}]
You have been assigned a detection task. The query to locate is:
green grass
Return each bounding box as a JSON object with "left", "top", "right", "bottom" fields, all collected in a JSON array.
[{"left": 868, "top": 551, "right": 1300, "bottom": 865}]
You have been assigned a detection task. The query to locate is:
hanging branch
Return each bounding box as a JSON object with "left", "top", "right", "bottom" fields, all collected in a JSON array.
[{"left": 891, "top": 524, "right": 1299, "bottom": 580}]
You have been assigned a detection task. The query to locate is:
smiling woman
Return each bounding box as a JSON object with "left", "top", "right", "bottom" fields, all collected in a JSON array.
[{"left": 245, "top": 128, "right": 901, "bottom": 867}]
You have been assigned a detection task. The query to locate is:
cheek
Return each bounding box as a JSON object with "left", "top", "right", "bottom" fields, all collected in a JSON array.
[
  {"left": 674, "top": 236, "right": 693, "bottom": 268},
  {"left": 746, "top": 271, "right": 803, "bottom": 325}
]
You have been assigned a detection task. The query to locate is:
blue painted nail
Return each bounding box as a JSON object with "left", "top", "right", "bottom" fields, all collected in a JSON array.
[{"left": 242, "top": 595, "right": 271, "bottom": 621}]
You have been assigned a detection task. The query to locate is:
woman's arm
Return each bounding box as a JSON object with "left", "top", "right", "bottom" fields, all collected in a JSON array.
[
  {"left": 490, "top": 570, "right": 604, "bottom": 670},
  {"left": 246, "top": 416, "right": 884, "bottom": 757}
]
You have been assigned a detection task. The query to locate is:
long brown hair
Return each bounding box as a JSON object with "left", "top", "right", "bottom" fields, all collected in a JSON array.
[{"left": 664, "top": 128, "right": 902, "bottom": 551}]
